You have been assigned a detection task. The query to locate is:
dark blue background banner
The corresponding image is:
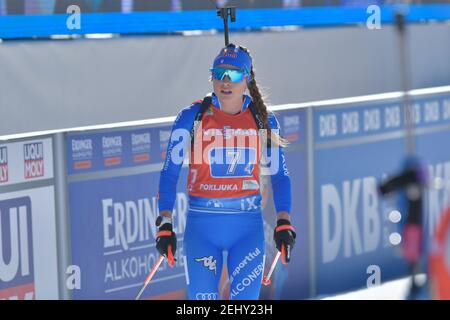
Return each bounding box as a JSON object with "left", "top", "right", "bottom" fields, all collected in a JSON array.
[
  {"left": 69, "top": 171, "right": 190, "bottom": 299},
  {"left": 67, "top": 128, "right": 163, "bottom": 175},
  {"left": 260, "top": 109, "right": 310, "bottom": 300},
  {"left": 1, "top": 5, "right": 449, "bottom": 39},
  {"left": 313, "top": 92, "right": 450, "bottom": 296},
  {"left": 68, "top": 126, "right": 192, "bottom": 299}
]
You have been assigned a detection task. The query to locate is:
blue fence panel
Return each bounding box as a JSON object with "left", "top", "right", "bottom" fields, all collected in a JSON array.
[
  {"left": 67, "top": 125, "right": 190, "bottom": 299},
  {"left": 260, "top": 108, "right": 310, "bottom": 300},
  {"left": 66, "top": 108, "right": 312, "bottom": 299},
  {"left": 312, "top": 92, "right": 450, "bottom": 296}
]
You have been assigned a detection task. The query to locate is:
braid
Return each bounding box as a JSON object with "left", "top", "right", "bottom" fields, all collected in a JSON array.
[
  {"left": 220, "top": 44, "right": 288, "bottom": 148},
  {"left": 248, "top": 67, "right": 270, "bottom": 136},
  {"left": 248, "top": 66, "right": 289, "bottom": 148}
]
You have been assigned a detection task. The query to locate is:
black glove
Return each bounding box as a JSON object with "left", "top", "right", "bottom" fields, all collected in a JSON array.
[
  {"left": 273, "top": 219, "right": 296, "bottom": 264},
  {"left": 155, "top": 216, "right": 177, "bottom": 266}
]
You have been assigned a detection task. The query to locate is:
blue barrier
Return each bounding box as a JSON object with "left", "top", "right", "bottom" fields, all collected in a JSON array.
[
  {"left": 260, "top": 109, "right": 310, "bottom": 300},
  {"left": 65, "top": 108, "right": 312, "bottom": 299},
  {"left": 2, "top": 86, "right": 447, "bottom": 299},
  {"left": 312, "top": 91, "right": 450, "bottom": 296},
  {"left": 64, "top": 88, "right": 450, "bottom": 299},
  {"left": 67, "top": 126, "right": 189, "bottom": 299}
]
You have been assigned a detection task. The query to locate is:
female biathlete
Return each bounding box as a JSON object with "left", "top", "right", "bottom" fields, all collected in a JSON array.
[{"left": 155, "top": 43, "right": 296, "bottom": 300}]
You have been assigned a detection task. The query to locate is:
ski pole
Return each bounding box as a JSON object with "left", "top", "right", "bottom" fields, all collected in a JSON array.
[
  {"left": 262, "top": 251, "right": 281, "bottom": 286},
  {"left": 135, "top": 246, "right": 175, "bottom": 300},
  {"left": 135, "top": 255, "right": 164, "bottom": 300}
]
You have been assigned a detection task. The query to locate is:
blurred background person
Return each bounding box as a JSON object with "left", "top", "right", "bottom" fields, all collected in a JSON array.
[
  {"left": 121, "top": 0, "right": 133, "bottom": 13},
  {"left": 25, "top": 0, "right": 55, "bottom": 14},
  {"left": 133, "top": 0, "right": 174, "bottom": 11},
  {"left": 181, "top": 0, "right": 220, "bottom": 10},
  {"left": 300, "top": 0, "right": 338, "bottom": 6},
  {"left": 181, "top": 0, "right": 286, "bottom": 10},
  {"left": 238, "top": 0, "right": 285, "bottom": 9},
  {"left": 339, "top": 0, "right": 385, "bottom": 6},
  {"left": 5, "top": 0, "right": 24, "bottom": 14},
  {"left": 0, "top": 0, "right": 5, "bottom": 15},
  {"left": 54, "top": 0, "right": 122, "bottom": 14},
  {"left": 283, "top": 0, "right": 300, "bottom": 8},
  {"left": 54, "top": 0, "right": 96, "bottom": 13}
]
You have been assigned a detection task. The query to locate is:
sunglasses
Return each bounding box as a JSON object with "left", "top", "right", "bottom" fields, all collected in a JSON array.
[{"left": 210, "top": 68, "right": 247, "bottom": 83}]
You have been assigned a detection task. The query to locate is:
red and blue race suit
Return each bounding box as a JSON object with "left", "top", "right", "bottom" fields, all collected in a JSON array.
[{"left": 158, "top": 93, "right": 291, "bottom": 300}]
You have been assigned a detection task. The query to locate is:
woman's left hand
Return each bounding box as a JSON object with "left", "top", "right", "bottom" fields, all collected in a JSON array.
[{"left": 273, "top": 216, "right": 296, "bottom": 264}]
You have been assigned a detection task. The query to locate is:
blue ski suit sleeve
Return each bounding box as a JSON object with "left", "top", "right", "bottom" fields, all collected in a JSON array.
[
  {"left": 267, "top": 112, "right": 292, "bottom": 214},
  {"left": 158, "top": 103, "right": 201, "bottom": 212}
]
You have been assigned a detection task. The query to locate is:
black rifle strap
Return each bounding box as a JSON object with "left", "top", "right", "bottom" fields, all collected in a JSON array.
[
  {"left": 190, "top": 96, "right": 212, "bottom": 150},
  {"left": 191, "top": 95, "right": 270, "bottom": 149}
]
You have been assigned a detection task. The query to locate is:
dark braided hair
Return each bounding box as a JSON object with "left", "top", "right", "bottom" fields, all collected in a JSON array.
[{"left": 240, "top": 46, "right": 289, "bottom": 148}]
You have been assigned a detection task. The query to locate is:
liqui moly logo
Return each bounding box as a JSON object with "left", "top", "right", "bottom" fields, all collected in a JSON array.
[
  {"left": 0, "top": 197, "right": 34, "bottom": 300},
  {"left": 0, "top": 147, "right": 8, "bottom": 183},
  {"left": 24, "top": 143, "right": 44, "bottom": 179}
]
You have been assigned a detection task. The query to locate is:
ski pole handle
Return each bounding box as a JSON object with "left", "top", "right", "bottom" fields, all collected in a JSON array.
[
  {"left": 262, "top": 251, "right": 281, "bottom": 286},
  {"left": 167, "top": 245, "right": 175, "bottom": 267}
]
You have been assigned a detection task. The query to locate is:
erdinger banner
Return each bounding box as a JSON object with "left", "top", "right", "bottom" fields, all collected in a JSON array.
[
  {"left": 0, "top": 137, "right": 58, "bottom": 300},
  {"left": 67, "top": 128, "right": 189, "bottom": 299},
  {"left": 67, "top": 128, "right": 156, "bottom": 175},
  {"left": 313, "top": 92, "right": 450, "bottom": 295}
]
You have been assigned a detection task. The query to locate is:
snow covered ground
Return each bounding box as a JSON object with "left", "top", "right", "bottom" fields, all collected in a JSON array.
[{"left": 322, "top": 274, "right": 427, "bottom": 300}]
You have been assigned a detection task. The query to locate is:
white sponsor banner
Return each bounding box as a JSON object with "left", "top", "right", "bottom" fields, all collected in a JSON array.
[
  {"left": 0, "top": 187, "right": 59, "bottom": 300},
  {"left": 0, "top": 138, "right": 53, "bottom": 186}
]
